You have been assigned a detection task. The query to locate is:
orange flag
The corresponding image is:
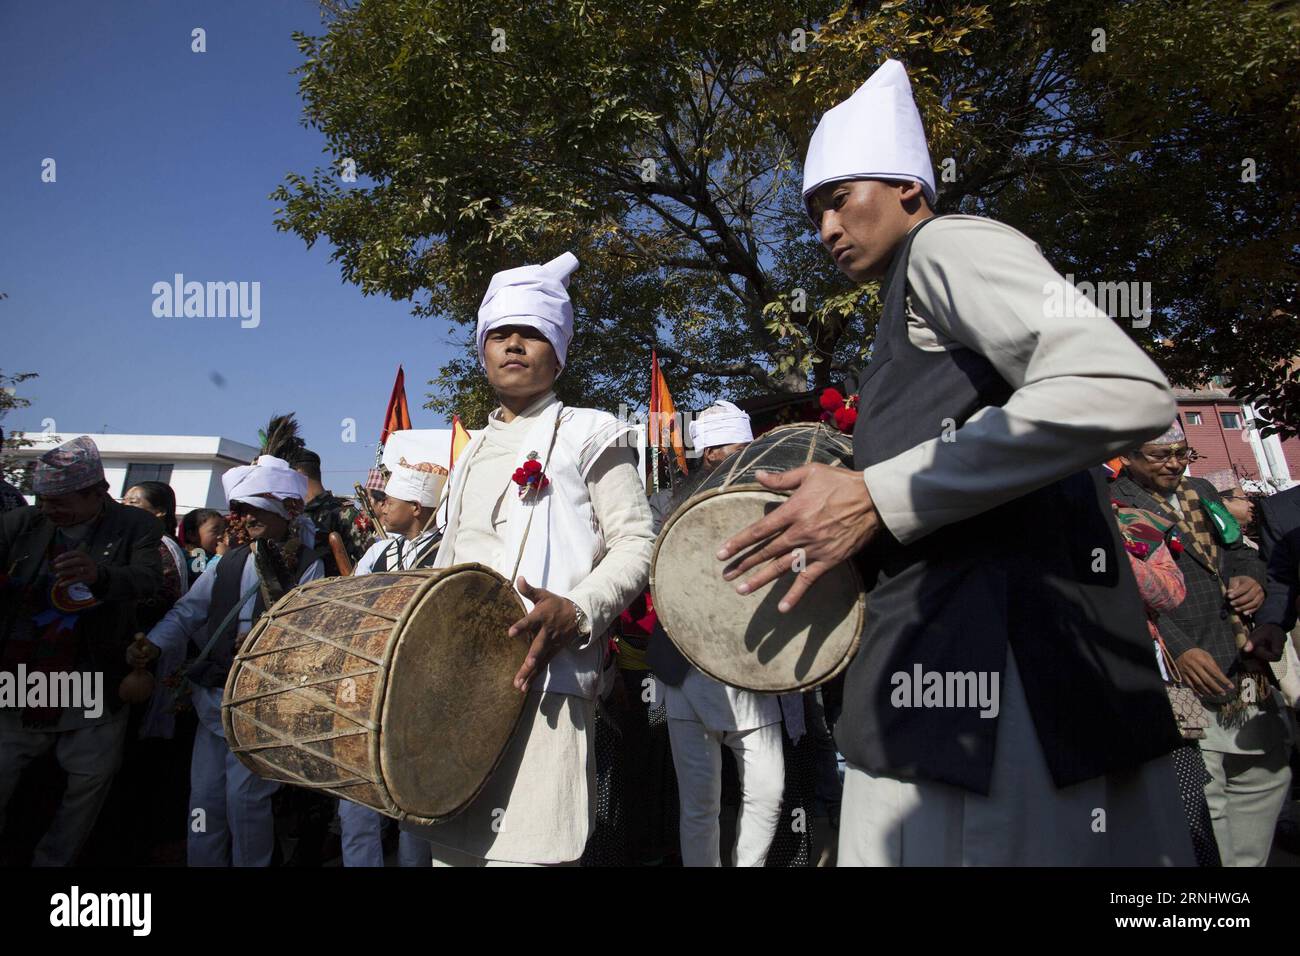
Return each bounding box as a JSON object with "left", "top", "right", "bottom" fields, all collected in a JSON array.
[
  {"left": 649, "top": 350, "right": 688, "bottom": 475},
  {"left": 380, "top": 365, "right": 413, "bottom": 447},
  {"left": 449, "top": 415, "right": 471, "bottom": 470}
]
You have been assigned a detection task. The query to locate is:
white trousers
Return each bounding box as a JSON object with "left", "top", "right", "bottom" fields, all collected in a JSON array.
[{"left": 667, "top": 718, "right": 785, "bottom": 867}]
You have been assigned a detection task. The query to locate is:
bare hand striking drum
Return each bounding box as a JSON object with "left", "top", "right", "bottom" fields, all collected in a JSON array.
[
  {"left": 222, "top": 564, "right": 528, "bottom": 825},
  {"left": 651, "top": 423, "right": 866, "bottom": 693}
]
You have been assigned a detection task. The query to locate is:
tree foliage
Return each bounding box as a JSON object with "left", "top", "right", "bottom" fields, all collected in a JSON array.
[
  {"left": 274, "top": 0, "right": 1300, "bottom": 435},
  {"left": 0, "top": 370, "right": 39, "bottom": 484}
]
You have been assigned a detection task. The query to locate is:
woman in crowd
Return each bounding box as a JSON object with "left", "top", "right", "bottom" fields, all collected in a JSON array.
[{"left": 123, "top": 481, "right": 189, "bottom": 610}]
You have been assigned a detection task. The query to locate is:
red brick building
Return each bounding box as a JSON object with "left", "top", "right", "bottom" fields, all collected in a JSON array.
[{"left": 1174, "top": 386, "right": 1299, "bottom": 490}]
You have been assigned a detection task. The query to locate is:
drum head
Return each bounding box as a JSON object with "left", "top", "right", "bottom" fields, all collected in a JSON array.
[
  {"left": 652, "top": 487, "right": 864, "bottom": 693},
  {"left": 381, "top": 565, "right": 528, "bottom": 821}
]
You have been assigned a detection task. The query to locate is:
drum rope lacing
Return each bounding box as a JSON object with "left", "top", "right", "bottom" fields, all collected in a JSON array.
[
  {"left": 236, "top": 617, "right": 392, "bottom": 667},
  {"left": 719, "top": 421, "right": 840, "bottom": 488}
]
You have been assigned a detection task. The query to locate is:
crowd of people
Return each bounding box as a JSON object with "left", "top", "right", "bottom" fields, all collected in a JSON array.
[{"left": 2, "top": 57, "right": 1298, "bottom": 869}]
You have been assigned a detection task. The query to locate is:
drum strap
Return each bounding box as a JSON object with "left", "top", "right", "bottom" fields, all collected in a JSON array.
[
  {"left": 506, "top": 414, "right": 564, "bottom": 587},
  {"left": 186, "top": 581, "right": 261, "bottom": 679}
]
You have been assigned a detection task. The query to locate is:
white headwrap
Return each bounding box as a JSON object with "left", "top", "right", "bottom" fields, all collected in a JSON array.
[
  {"left": 384, "top": 460, "right": 446, "bottom": 509},
  {"left": 476, "top": 252, "right": 579, "bottom": 370},
  {"left": 689, "top": 400, "right": 753, "bottom": 451},
  {"left": 801, "top": 58, "right": 936, "bottom": 221},
  {"left": 222, "top": 455, "right": 315, "bottom": 546}
]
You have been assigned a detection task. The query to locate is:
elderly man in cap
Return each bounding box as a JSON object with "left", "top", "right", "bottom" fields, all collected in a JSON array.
[
  {"left": 133, "top": 455, "right": 323, "bottom": 866},
  {"left": 0, "top": 436, "right": 163, "bottom": 865},
  {"left": 1113, "top": 421, "right": 1285, "bottom": 866},
  {"left": 401, "top": 252, "right": 655, "bottom": 866},
  {"left": 648, "top": 401, "right": 788, "bottom": 866},
  {"left": 337, "top": 458, "right": 444, "bottom": 867},
  {"left": 718, "top": 59, "right": 1194, "bottom": 865}
]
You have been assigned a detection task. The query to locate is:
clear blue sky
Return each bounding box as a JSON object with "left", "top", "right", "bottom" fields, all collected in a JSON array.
[{"left": 0, "top": 0, "right": 465, "bottom": 492}]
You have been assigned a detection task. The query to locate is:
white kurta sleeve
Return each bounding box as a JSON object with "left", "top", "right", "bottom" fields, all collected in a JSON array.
[
  {"left": 565, "top": 445, "right": 655, "bottom": 645},
  {"left": 146, "top": 561, "right": 216, "bottom": 655},
  {"left": 352, "top": 539, "right": 390, "bottom": 578},
  {"left": 861, "top": 216, "right": 1176, "bottom": 544}
]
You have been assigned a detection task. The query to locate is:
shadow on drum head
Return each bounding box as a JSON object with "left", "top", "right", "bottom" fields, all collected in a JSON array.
[{"left": 742, "top": 570, "right": 854, "bottom": 683}]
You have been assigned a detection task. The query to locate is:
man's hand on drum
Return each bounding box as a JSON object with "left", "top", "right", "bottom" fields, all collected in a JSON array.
[
  {"left": 509, "top": 577, "right": 581, "bottom": 693},
  {"left": 716, "top": 464, "right": 880, "bottom": 613}
]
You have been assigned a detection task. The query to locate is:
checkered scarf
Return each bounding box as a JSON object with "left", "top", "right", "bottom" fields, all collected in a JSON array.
[
  {"left": 1173, "top": 483, "right": 1249, "bottom": 649},
  {"left": 1172, "top": 482, "right": 1269, "bottom": 716}
]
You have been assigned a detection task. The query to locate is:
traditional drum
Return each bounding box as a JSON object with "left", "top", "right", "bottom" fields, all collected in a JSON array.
[
  {"left": 651, "top": 423, "right": 866, "bottom": 693},
  {"left": 222, "top": 564, "right": 528, "bottom": 825}
]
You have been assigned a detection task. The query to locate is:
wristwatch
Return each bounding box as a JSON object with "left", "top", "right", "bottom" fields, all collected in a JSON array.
[{"left": 567, "top": 598, "right": 591, "bottom": 640}]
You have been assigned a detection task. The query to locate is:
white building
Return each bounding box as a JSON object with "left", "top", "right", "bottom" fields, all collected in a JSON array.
[{"left": 8, "top": 432, "right": 260, "bottom": 512}]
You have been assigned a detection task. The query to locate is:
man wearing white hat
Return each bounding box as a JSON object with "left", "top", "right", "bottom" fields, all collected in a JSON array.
[
  {"left": 350, "top": 459, "right": 445, "bottom": 578},
  {"left": 648, "top": 401, "right": 787, "bottom": 866},
  {"left": 134, "top": 454, "right": 324, "bottom": 866},
  {"left": 717, "top": 59, "right": 1195, "bottom": 865},
  {"left": 400, "top": 252, "right": 655, "bottom": 866},
  {"left": 336, "top": 458, "right": 444, "bottom": 867}
]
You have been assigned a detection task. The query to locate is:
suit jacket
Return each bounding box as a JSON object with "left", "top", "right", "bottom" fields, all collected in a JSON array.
[
  {"left": 1110, "top": 474, "right": 1267, "bottom": 696},
  {"left": 1256, "top": 484, "right": 1300, "bottom": 632},
  {"left": 0, "top": 499, "right": 164, "bottom": 712}
]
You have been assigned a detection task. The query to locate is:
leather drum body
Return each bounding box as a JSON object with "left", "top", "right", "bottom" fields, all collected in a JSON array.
[
  {"left": 651, "top": 424, "right": 866, "bottom": 693},
  {"left": 222, "top": 564, "right": 528, "bottom": 824}
]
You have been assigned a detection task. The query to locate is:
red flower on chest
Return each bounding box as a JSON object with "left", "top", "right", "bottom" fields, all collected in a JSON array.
[{"left": 512, "top": 452, "right": 550, "bottom": 497}]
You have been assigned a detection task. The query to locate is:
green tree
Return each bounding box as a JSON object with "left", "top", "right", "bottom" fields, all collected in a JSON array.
[
  {"left": 1, "top": 370, "right": 39, "bottom": 485},
  {"left": 274, "top": 0, "right": 1299, "bottom": 435}
]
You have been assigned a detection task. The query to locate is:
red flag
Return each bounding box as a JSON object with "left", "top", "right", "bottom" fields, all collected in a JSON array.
[
  {"left": 380, "top": 365, "right": 413, "bottom": 447},
  {"left": 649, "top": 350, "right": 688, "bottom": 475}
]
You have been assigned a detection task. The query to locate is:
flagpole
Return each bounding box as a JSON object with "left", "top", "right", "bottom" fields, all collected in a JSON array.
[{"left": 649, "top": 348, "right": 658, "bottom": 495}]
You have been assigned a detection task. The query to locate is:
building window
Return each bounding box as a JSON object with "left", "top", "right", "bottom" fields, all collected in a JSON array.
[
  {"left": 121, "top": 463, "right": 174, "bottom": 495},
  {"left": 1185, "top": 411, "right": 1202, "bottom": 426},
  {"left": 1220, "top": 412, "right": 1241, "bottom": 430}
]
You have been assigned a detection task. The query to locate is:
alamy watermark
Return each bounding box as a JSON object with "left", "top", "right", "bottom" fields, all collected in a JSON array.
[
  {"left": 152, "top": 274, "right": 260, "bottom": 328},
  {"left": 613, "top": 403, "right": 702, "bottom": 457},
  {"left": 890, "top": 664, "right": 999, "bottom": 718},
  {"left": 1043, "top": 274, "right": 1152, "bottom": 327},
  {"left": 50, "top": 886, "right": 151, "bottom": 936},
  {"left": 0, "top": 667, "right": 104, "bottom": 719}
]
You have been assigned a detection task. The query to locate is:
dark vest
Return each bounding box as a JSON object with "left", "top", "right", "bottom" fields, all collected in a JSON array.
[
  {"left": 370, "top": 533, "right": 441, "bottom": 573},
  {"left": 188, "top": 544, "right": 319, "bottom": 688},
  {"left": 840, "top": 215, "right": 1180, "bottom": 793}
]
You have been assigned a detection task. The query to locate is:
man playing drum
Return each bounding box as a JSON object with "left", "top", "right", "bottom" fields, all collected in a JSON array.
[
  {"left": 717, "top": 59, "right": 1195, "bottom": 865},
  {"left": 133, "top": 454, "right": 323, "bottom": 866},
  {"left": 401, "top": 251, "right": 655, "bottom": 866},
  {"left": 648, "top": 401, "right": 786, "bottom": 866}
]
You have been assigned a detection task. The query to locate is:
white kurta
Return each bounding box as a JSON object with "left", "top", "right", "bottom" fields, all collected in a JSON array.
[
  {"left": 406, "top": 392, "right": 654, "bottom": 864},
  {"left": 352, "top": 529, "right": 439, "bottom": 575}
]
